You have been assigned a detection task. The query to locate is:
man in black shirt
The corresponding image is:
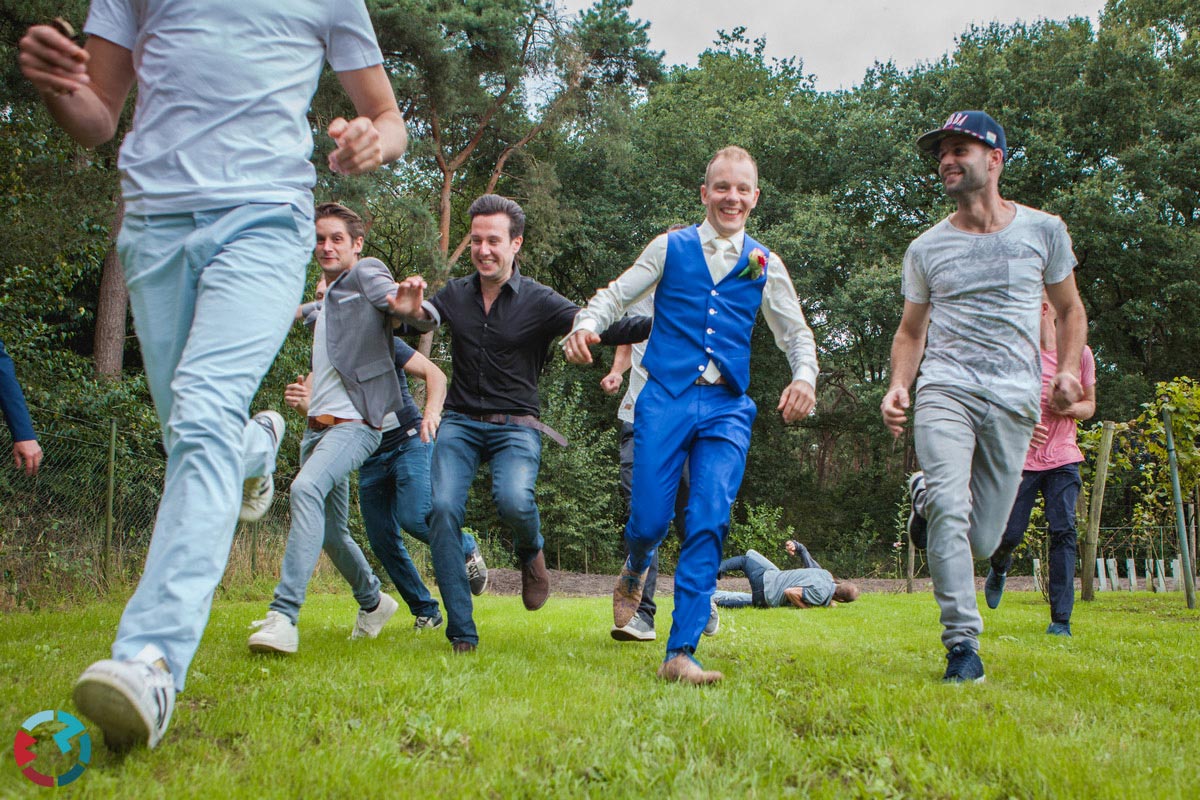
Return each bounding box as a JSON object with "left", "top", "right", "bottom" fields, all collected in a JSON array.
[{"left": 391, "top": 194, "right": 647, "bottom": 653}]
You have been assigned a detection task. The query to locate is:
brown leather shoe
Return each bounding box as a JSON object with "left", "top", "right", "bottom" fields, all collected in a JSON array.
[
  {"left": 451, "top": 640, "right": 476, "bottom": 655},
  {"left": 612, "top": 564, "right": 650, "bottom": 628},
  {"left": 521, "top": 551, "right": 550, "bottom": 611},
  {"left": 656, "top": 654, "right": 723, "bottom": 685}
]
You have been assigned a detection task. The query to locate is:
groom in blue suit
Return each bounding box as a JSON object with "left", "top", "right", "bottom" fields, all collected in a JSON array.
[{"left": 565, "top": 146, "right": 819, "bottom": 683}]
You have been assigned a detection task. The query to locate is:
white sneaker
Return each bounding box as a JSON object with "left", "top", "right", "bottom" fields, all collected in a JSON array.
[
  {"left": 351, "top": 593, "right": 399, "bottom": 639},
  {"left": 248, "top": 610, "right": 298, "bottom": 653},
  {"left": 240, "top": 411, "right": 285, "bottom": 522},
  {"left": 73, "top": 644, "right": 176, "bottom": 751}
]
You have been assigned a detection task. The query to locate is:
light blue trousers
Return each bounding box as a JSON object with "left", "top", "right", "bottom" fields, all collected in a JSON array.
[
  {"left": 914, "top": 385, "right": 1034, "bottom": 652},
  {"left": 112, "top": 203, "right": 310, "bottom": 690},
  {"left": 270, "top": 423, "right": 383, "bottom": 624}
]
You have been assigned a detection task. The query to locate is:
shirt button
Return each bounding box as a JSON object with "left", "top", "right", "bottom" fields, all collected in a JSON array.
[{"left": 706, "top": 328, "right": 715, "bottom": 335}]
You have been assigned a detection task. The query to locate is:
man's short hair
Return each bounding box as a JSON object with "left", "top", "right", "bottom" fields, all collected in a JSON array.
[
  {"left": 705, "top": 146, "right": 758, "bottom": 186},
  {"left": 315, "top": 202, "right": 366, "bottom": 241},
  {"left": 833, "top": 582, "right": 860, "bottom": 603},
  {"left": 468, "top": 194, "right": 526, "bottom": 240}
]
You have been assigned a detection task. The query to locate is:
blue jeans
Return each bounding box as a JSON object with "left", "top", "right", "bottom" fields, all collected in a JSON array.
[
  {"left": 914, "top": 385, "right": 1033, "bottom": 651},
  {"left": 111, "top": 203, "right": 309, "bottom": 690},
  {"left": 270, "top": 423, "right": 383, "bottom": 624},
  {"left": 358, "top": 431, "right": 477, "bottom": 619},
  {"left": 713, "top": 590, "right": 754, "bottom": 608},
  {"left": 718, "top": 550, "right": 778, "bottom": 607},
  {"left": 991, "top": 463, "right": 1082, "bottom": 624},
  {"left": 428, "top": 412, "right": 543, "bottom": 646}
]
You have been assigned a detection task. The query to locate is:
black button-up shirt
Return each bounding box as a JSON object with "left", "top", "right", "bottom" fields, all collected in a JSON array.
[{"left": 425, "top": 269, "right": 649, "bottom": 417}]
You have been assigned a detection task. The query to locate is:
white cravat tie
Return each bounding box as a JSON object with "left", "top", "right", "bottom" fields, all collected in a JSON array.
[
  {"left": 708, "top": 237, "right": 735, "bottom": 281},
  {"left": 701, "top": 237, "right": 735, "bottom": 383}
]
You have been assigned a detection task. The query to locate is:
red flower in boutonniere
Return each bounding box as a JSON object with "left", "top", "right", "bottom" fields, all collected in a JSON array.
[{"left": 738, "top": 248, "right": 767, "bottom": 280}]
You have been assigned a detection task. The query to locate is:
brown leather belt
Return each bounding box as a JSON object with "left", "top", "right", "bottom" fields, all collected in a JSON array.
[
  {"left": 307, "top": 415, "right": 381, "bottom": 432},
  {"left": 464, "top": 413, "right": 568, "bottom": 447}
]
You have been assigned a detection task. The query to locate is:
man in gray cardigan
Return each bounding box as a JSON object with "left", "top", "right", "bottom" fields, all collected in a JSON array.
[{"left": 249, "top": 203, "right": 433, "bottom": 654}]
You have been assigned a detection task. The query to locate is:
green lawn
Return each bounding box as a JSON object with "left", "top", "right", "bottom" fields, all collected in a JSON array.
[{"left": 3, "top": 589, "right": 1197, "bottom": 798}]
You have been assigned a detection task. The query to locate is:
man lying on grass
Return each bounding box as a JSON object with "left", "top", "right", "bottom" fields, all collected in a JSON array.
[{"left": 713, "top": 542, "right": 860, "bottom": 612}]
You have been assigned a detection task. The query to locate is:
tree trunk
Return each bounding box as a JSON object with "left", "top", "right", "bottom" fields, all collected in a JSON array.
[{"left": 94, "top": 196, "right": 127, "bottom": 379}]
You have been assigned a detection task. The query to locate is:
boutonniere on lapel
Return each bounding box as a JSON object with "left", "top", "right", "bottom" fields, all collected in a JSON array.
[{"left": 737, "top": 248, "right": 767, "bottom": 280}]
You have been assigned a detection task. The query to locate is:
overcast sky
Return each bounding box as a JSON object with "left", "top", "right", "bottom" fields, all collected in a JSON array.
[{"left": 562, "top": 1, "right": 1105, "bottom": 91}]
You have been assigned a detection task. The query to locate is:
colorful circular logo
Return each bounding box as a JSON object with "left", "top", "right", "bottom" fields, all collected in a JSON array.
[{"left": 12, "top": 710, "right": 91, "bottom": 787}]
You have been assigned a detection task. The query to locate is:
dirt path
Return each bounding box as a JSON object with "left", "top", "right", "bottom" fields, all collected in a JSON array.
[{"left": 484, "top": 568, "right": 1044, "bottom": 597}]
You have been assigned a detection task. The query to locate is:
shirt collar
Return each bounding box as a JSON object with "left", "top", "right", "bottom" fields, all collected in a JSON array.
[
  {"left": 469, "top": 266, "right": 524, "bottom": 294},
  {"left": 697, "top": 219, "right": 744, "bottom": 255}
]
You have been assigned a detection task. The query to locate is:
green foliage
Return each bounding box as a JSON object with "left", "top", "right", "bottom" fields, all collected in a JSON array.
[{"left": 1081, "top": 376, "right": 1200, "bottom": 554}]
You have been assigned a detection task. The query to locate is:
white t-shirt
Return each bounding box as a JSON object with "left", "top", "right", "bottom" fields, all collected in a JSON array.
[
  {"left": 85, "top": 0, "right": 384, "bottom": 216},
  {"left": 903, "top": 204, "right": 1077, "bottom": 421}
]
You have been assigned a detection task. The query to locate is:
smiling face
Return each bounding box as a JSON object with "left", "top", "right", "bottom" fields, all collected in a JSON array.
[
  {"left": 700, "top": 156, "right": 760, "bottom": 238},
  {"left": 314, "top": 216, "right": 363, "bottom": 281},
  {"left": 470, "top": 212, "right": 521, "bottom": 286},
  {"left": 936, "top": 134, "right": 1000, "bottom": 198}
]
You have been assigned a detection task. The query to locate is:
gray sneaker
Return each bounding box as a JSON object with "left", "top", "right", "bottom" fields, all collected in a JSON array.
[
  {"left": 906, "top": 471, "right": 928, "bottom": 550},
  {"left": 414, "top": 613, "right": 444, "bottom": 631},
  {"left": 466, "top": 549, "right": 488, "bottom": 596},
  {"left": 611, "top": 613, "right": 656, "bottom": 642},
  {"left": 703, "top": 598, "right": 720, "bottom": 636}
]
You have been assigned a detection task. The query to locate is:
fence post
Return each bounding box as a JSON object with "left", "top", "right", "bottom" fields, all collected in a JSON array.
[
  {"left": 1081, "top": 421, "right": 1115, "bottom": 601},
  {"left": 906, "top": 539, "right": 915, "bottom": 594},
  {"left": 1162, "top": 409, "right": 1196, "bottom": 609},
  {"left": 104, "top": 419, "right": 117, "bottom": 581}
]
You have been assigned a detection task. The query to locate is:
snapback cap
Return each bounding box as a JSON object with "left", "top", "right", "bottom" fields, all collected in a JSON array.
[{"left": 916, "top": 110, "right": 1006, "bottom": 161}]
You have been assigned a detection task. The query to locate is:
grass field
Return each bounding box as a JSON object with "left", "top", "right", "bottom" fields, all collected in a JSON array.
[{"left": 2, "top": 588, "right": 1197, "bottom": 798}]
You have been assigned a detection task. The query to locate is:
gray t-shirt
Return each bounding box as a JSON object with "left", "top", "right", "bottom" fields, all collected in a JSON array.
[
  {"left": 85, "top": 0, "right": 384, "bottom": 216},
  {"left": 763, "top": 567, "right": 836, "bottom": 608},
  {"left": 903, "top": 204, "right": 1077, "bottom": 422}
]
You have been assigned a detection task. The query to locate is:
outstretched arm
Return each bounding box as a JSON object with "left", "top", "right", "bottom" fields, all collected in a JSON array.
[
  {"left": 1045, "top": 274, "right": 1088, "bottom": 413},
  {"left": 402, "top": 350, "right": 448, "bottom": 443},
  {"left": 19, "top": 27, "right": 134, "bottom": 148},
  {"left": 881, "top": 300, "right": 930, "bottom": 438},
  {"left": 330, "top": 65, "right": 407, "bottom": 175}
]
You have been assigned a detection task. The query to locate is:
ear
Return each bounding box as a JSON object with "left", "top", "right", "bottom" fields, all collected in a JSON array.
[
  {"left": 512, "top": 235, "right": 523, "bottom": 252},
  {"left": 352, "top": 236, "right": 364, "bottom": 256},
  {"left": 700, "top": 183, "right": 709, "bottom": 204}
]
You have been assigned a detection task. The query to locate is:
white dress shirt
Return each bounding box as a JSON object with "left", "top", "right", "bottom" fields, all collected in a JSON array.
[{"left": 573, "top": 219, "right": 818, "bottom": 387}]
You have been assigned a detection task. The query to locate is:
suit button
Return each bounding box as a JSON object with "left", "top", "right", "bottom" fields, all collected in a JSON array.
[
  {"left": 697, "top": 365, "right": 705, "bottom": 371},
  {"left": 711, "top": 290, "right": 718, "bottom": 296},
  {"left": 709, "top": 308, "right": 717, "bottom": 315},
  {"left": 705, "top": 347, "right": 713, "bottom": 354},
  {"left": 706, "top": 328, "right": 715, "bottom": 335}
]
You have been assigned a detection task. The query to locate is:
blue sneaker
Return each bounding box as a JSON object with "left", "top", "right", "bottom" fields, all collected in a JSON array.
[
  {"left": 942, "top": 643, "right": 985, "bottom": 683},
  {"left": 984, "top": 568, "right": 1006, "bottom": 609},
  {"left": 906, "top": 472, "right": 928, "bottom": 550},
  {"left": 1046, "top": 622, "right": 1072, "bottom": 637}
]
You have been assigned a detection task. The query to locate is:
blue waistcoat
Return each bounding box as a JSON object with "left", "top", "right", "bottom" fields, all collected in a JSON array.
[{"left": 642, "top": 224, "right": 769, "bottom": 397}]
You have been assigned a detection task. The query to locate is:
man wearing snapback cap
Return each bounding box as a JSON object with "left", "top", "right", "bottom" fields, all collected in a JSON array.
[{"left": 880, "top": 111, "right": 1088, "bottom": 683}]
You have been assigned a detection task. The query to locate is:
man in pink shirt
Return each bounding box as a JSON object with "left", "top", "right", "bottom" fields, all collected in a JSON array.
[{"left": 984, "top": 295, "right": 1096, "bottom": 636}]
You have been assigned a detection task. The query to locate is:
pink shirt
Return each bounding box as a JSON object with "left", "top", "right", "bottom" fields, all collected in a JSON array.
[{"left": 1025, "top": 346, "right": 1096, "bottom": 471}]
